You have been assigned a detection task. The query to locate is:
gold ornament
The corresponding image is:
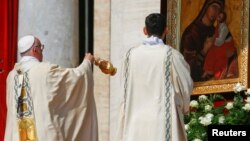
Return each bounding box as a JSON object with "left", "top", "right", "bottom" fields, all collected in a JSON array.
[
  {"left": 94, "top": 57, "right": 117, "bottom": 76},
  {"left": 18, "top": 118, "right": 37, "bottom": 141}
]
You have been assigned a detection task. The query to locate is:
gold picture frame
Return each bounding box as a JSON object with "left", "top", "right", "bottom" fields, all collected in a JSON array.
[{"left": 166, "top": 0, "right": 249, "bottom": 95}]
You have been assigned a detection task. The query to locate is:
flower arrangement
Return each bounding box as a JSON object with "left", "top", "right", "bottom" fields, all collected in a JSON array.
[{"left": 184, "top": 83, "right": 250, "bottom": 141}]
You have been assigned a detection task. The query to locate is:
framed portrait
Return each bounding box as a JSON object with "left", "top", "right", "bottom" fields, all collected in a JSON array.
[{"left": 166, "top": 0, "right": 249, "bottom": 95}]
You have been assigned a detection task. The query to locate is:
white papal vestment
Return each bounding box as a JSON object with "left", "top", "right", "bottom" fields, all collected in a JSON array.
[
  {"left": 5, "top": 58, "right": 98, "bottom": 141},
  {"left": 117, "top": 43, "right": 193, "bottom": 141}
]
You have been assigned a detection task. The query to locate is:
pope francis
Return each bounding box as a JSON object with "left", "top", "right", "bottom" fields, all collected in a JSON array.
[{"left": 4, "top": 35, "right": 98, "bottom": 141}]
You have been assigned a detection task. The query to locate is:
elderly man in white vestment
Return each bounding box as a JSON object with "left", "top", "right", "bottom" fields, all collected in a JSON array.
[
  {"left": 117, "top": 13, "right": 193, "bottom": 141},
  {"left": 5, "top": 35, "right": 98, "bottom": 141}
]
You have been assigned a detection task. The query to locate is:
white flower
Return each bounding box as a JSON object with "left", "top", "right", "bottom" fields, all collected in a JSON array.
[
  {"left": 185, "top": 124, "right": 189, "bottom": 130},
  {"left": 245, "top": 89, "right": 250, "bottom": 95},
  {"left": 199, "top": 114, "right": 213, "bottom": 126},
  {"left": 225, "top": 102, "right": 234, "bottom": 110},
  {"left": 193, "top": 139, "right": 202, "bottom": 141},
  {"left": 205, "top": 113, "right": 214, "bottom": 119},
  {"left": 219, "top": 116, "right": 225, "bottom": 124},
  {"left": 190, "top": 100, "right": 199, "bottom": 108},
  {"left": 205, "top": 105, "right": 212, "bottom": 112},
  {"left": 199, "top": 117, "right": 212, "bottom": 126},
  {"left": 233, "top": 83, "right": 244, "bottom": 93},
  {"left": 245, "top": 97, "right": 250, "bottom": 103},
  {"left": 198, "top": 95, "right": 207, "bottom": 102},
  {"left": 242, "top": 103, "right": 250, "bottom": 111}
]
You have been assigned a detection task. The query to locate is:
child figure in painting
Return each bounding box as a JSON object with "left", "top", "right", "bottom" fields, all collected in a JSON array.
[{"left": 202, "top": 11, "right": 238, "bottom": 80}]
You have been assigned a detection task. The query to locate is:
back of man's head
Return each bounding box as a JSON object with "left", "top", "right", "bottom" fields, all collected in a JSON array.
[
  {"left": 145, "top": 13, "right": 166, "bottom": 37},
  {"left": 18, "top": 35, "right": 35, "bottom": 54}
]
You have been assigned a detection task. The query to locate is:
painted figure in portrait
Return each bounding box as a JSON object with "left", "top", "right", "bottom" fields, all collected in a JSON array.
[
  {"left": 203, "top": 11, "right": 238, "bottom": 80},
  {"left": 180, "top": 0, "right": 238, "bottom": 82}
]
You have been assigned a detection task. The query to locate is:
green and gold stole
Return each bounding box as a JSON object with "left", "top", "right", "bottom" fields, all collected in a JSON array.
[{"left": 14, "top": 71, "right": 38, "bottom": 141}]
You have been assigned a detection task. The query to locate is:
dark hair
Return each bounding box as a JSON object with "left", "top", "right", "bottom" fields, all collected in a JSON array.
[{"left": 145, "top": 13, "right": 166, "bottom": 37}]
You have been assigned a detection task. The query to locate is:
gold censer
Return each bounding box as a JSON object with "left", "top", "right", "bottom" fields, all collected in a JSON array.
[{"left": 94, "top": 57, "right": 117, "bottom": 76}]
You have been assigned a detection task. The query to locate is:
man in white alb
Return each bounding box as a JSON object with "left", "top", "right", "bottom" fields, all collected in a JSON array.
[
  {"left": 117, "top": 13, "right": 193, "bottom": 141},
  {"left": 5, "top": 35, "right": 98, "bottom": 141}
]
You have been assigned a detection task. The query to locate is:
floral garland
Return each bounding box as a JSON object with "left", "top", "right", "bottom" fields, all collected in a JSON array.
[{"left": 184, "top": 83, "right": 250, "bottom": 141}]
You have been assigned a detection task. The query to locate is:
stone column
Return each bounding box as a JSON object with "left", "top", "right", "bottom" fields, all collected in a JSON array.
[
  {"left": 18, "top": 0, "right": 79, "bottom": 67},
  {"left": 94, "top": 0, "right": 111, "bottom": 141}
]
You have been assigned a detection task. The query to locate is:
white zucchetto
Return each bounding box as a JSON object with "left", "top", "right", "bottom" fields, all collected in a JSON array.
[{"left": 18, "top": 35, "right": 35, "bottom": 53}]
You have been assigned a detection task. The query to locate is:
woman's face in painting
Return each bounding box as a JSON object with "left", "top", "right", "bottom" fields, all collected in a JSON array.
[{"left": 205, "top": 3, "right": 221, "bottom": 23}]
